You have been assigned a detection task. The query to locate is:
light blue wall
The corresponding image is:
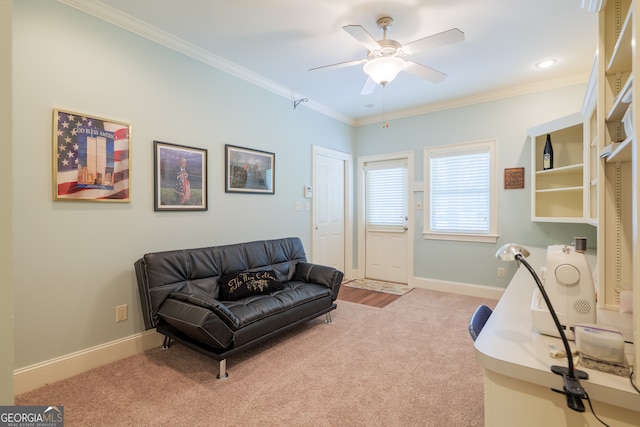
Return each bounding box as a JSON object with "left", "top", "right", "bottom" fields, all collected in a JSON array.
[
  {"left": 354, "top": 86, "right": 597, "bottom": 287},
  {"left": 12, "top": 1, "right": 596, "bottom": 371},
  {"left": 12, "top": 1, "right": 352, "bottom": 367}
]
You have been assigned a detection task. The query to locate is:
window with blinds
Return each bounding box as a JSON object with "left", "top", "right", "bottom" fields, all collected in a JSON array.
[
  {"left": 424, "top": 140, "right": 497, "bottom": 243},
  {"left": 364, "top": 159, "right": 407, "bottom": 232}
]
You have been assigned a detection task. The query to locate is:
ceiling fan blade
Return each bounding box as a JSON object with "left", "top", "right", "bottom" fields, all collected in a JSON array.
[
  {"left": 360, "top": 77, "right": 377, "bottom": 95},
  {"left": 343, "top": 25, "right": 381, "bottom": 51},
  {"left": 309, "top": 59, "right": 366, "bottom": 72},
  {"left": 402, "top": 28, "right": 464, "bottom": 56},
  {"left": 404, "top": 61, "right": 447, "bottom": 83}
]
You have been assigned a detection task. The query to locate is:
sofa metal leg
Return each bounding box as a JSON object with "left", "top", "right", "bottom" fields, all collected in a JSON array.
[
  {"left": 216, "top": 359, "right": 229, "bottom": 380},
  {"left": 162, "top": 336, "right": 172, "bottom": 349},
  {"left": 325, "top": 312, "right": 333, "bottom": 324}
]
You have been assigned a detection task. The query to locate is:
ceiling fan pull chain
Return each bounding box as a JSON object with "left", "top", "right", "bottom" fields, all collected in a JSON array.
[{"left": 382, "top": 83, "right": 389, "bottom": 128}]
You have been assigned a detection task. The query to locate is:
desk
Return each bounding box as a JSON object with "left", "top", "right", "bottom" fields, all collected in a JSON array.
[{"left": 474, "top": 247, "right": 640, "bottom": 426}]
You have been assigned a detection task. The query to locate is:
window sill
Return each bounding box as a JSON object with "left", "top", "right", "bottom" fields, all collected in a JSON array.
[
  {"left": 367, "top": 225, "right": 407, "bottom": 233},
  {"left": 422, "top": 232, "right": 498, "bottom": 243}
]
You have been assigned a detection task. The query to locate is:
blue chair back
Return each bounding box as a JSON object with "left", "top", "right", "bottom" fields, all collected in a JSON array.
[{"left": 468, "top": 305, "right": 492, "bottom": 341}]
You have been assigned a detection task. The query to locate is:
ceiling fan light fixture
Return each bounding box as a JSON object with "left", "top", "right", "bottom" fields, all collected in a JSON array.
[{"left": 363, "top": 56, "right": 406, "bottom": 84}]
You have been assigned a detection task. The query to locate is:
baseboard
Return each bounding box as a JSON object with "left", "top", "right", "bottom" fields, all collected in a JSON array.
[
  {"left": 412, "top": 276, "right": 504, "bottom": 300},
  {"left": 13, "top": 277, "right": 499, "bottom": 395},
  {"left": 14, "top": 330, "right": 164, "bottom": 395}
]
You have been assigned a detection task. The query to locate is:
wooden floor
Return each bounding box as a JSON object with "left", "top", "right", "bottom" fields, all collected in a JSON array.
[{"left": 337, "top": 284, "right": 401, "bottom": 308}]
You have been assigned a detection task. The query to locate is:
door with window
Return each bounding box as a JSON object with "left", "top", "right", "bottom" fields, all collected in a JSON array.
[{"left": 363, "top": 157, "right": 409, "bottom": 284}]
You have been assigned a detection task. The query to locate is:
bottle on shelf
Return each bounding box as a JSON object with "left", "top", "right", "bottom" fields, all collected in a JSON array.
[{"left": 543, "top": 134, "right": 554, "bottom": 170}]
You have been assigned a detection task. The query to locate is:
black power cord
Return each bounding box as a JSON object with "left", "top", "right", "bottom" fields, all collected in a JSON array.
[
  {"left": 584, "top": 393, "right": 610, "bottom": 427},
  {"left": 630, "top": 368, "right": 640, "bottom": 394},
  {"left": 550, "top": 367, "right": 639, "bottom": 426},
  {"left": 551, "top": 388, "right": 609, "bottom": 426}
]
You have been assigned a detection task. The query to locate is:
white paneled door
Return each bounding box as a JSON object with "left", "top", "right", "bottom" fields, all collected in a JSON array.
[
  {"left": 363, "top": 157, "right": 409, "bottom": 284},
  {"left": 313, "top": 152, "right": 345, "bottom": 273}
]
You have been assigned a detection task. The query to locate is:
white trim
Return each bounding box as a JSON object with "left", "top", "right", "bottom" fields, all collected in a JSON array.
[
  {"left": 311, "top": 146, "right": 353, "bottom": 280},
  {"left": 354, "top": 74, "right": 590, "bottom": 127},
  {"left": 581, "top": 55, "right": 598, "bottom": 116},
  {"left": 357, "top": 151, "right": 415, "bottom": 282},
  {"left": 58, "top": 0, "right": 588, "bottom": 128},
  {"left": 526, "top": 112, "right": 584, "bottom": 137},
  {"left": 412, "top": 276, "right": 504, "bottom": 300},
  {"left": 422, "top": 232, "right": 499, "bottom": 243},
  {"left": 424, "top": 139, "right": 498, "bottom": 242},
  {"left": 57, "top": 0, "right": 353, "bottom": 126},
  {"left": 10, "top": 279, "right": 498, "bottom": 397},
  {"left": 580, "top": 0, "right": 605, "bottom": 13},
  {"left": 14, "top": 330, "right": 164, "bottom": 395}
]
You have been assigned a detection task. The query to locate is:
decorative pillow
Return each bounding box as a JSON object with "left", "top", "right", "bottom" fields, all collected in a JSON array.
[{"left": 219, "top": 270, "right": 283, "bottom": 301}]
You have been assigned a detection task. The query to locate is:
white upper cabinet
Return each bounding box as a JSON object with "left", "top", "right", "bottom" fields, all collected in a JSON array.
[{"left": 528, "top": 113, "right": 588, "bottom": 223}]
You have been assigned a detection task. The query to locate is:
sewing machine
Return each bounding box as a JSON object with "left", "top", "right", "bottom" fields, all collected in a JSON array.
[{"left": 530, "top": 244, "right": 596, "bottom": 340}]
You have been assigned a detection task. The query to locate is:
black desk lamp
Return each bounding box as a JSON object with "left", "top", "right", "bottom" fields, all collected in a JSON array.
[{"left": 496, "top": 243, "right": 589, "bottom": 412}]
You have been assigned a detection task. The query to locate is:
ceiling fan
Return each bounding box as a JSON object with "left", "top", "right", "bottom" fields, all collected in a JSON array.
[{"left": 309, "top": 17, "right": 464, "bottom": 95}]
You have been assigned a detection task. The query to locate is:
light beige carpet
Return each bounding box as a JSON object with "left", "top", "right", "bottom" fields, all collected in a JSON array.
[
  {"left": 16, "top": 288, "right": 496, "bottom": 426},
  {"left": 344, "top": 278, "right": 414, "bottom": 295}
]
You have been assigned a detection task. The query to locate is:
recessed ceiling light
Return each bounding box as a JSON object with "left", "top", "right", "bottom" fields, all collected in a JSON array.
[{"left": 535, "top": 58, "right": 558, "bottom": 69}]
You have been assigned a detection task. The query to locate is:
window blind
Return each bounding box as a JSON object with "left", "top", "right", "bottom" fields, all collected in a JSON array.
[
  {"left": 364, "top": 160, "right": 407, "bottom": 230},
  {"left": 429, "top": 149, "right": 490, "bottom": 233}
]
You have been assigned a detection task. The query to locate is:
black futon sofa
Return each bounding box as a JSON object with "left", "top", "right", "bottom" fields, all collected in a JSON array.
[{"left": 134, "top": 237, "right": 343, "bottom": 378}]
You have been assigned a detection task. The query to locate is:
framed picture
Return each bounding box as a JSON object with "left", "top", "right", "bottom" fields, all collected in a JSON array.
[
  {"left": 53, "top": 108, "right": 131, "bottom": 202},
  {"left": 504, "top": 167, "right": 525, "bottom": 189},
  {"left": 225, "top": 144, "right": 275, "bottom": 194},
  {"left": 154, "top": 141, "right": 208, "bottom": 211}
]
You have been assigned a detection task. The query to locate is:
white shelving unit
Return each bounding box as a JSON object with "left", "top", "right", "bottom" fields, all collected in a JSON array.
[
  {"left": 583, "top": 55, "right": 599, "bottom": 226},
  {"left": 596, "top": 0, "right": 638, "bottom": 376},
  {"left": 528, "top": 0, "right": 638, "bottom": 373},
  {"left": 528, "top": 113, "right": 587, "bottom": 222}
]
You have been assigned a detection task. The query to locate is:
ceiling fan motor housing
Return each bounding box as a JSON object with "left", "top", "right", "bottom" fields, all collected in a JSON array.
[
  {"left": 376, "top": 17, "right": 394, "bottom": 31},
  {"left": 369, "top": 39, "right": 402, "bottom": 58}
]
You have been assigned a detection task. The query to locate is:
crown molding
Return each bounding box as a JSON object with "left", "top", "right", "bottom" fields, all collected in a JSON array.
[
  {"left": 581, "top": 0, "right": 606, "bottom": 13},
  {"left": 581, "top": 54, "right": 599, "bottom": 116},
  {"left": 57, "top": 0, "right": 354, "bottom": 126},
  {"left": 354, "top": 74, "right": 590, "bottom": 127},
  {"left": 57, "top": 0, "right": 588, "bottom": 129}
]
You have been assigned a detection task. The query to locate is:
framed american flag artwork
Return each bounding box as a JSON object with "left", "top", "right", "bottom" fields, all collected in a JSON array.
[
  {"left": 53, "top": 108, "right": 131, "bottom": 202},
  {"left": 153, "top": 141, "right": 208, "bottom": 211}
]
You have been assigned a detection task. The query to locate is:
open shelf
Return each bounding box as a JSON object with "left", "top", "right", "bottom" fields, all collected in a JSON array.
[
  {"left": 528, "top": 114, "right": 585, "bottom": 223},
  {"left": 606, "top": 74, "right": 632, "bottom": 121},
  {"left": 605, "top": 136, "right": 633, "bottom": 162},
  {"left": 606, "top": 4, "right": 633, "bottom": 74},
  {"left": 535, "top": 186, "right": 582, "bottom": 194}
]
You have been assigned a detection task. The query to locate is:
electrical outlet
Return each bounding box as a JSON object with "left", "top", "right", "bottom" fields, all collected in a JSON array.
[
  {"left": 497, "top": 267, "right": 505, "bottom": 278},
  {"left": 116, "top": 304, "right": 128, "bottom": 322}
]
